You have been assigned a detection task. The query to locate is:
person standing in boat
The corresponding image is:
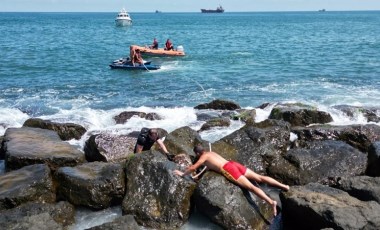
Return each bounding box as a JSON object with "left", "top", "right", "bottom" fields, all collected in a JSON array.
[
  {"left": 149, "top": 38, "right": 159, "bottom": 49},
  {"left": 165, "top": 39, "right": 173, "bottom": 50}
]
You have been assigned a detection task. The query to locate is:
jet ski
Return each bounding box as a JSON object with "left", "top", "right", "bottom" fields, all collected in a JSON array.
[{"left": 109, "top": 58, "right": 161, "bottom": 70}]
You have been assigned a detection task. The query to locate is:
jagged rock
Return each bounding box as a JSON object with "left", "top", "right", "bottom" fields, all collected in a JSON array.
[
  {"left": 199, "top": 117, "right": 231, "bottom": 131},
  {"left": 55, "top": 162, "right": 125, "bottom": 210},
  {"left": 268, "top": 140, "right": 367, "bottom": 186},
  {"left": 164, "top": 126, "right": 207, "bottom": 159},
  {"left": 23, "top": 118, "right": 86, "bottom": 140},
  {"left": 122, "top": 151, "right": 196, "bottom": 229},
  {"left": 0, "top": 201, "right": 75, "bottom": 230},
  {"left": 332, "top": 105, "right": 380, "bottom": 122},
  {"left": 196, "top": 110, "right": 221, "bottom": 121},
  {"left": 85, "top": 215, "right": 144, "bottom": 230},
  {"left": 212, "top": 119, "right": 291, "bottom": 174},
  {"left": 231, "top": 109, "right": 256, "bottom": 124},
  {"left": 269, "top": 103, "right": 333, "bottom": 126},
  {"left": 84, "top": 133, "right": 136, "bottom": 162},
  {"left": 3, "top": 127, "right": 85, "bottom": 171},
  {"left": 0, "top": 135, "right": 4, "bottom": 159},
  {"left": 173, "top": 153, "right": 193, "bottom": 172},
  {"left": 291, "top": 124, "right": 380, "bottom": 152},
  {"left": 6, "top": 212, "right": 64, "bottom": 230},
  {"left": 194, "top": 99, "right": 241, "bottom": 110},
  {"left": 145, "top": 112, "right": 162, "bottom": 120},
  {"left": 194, "top": 171, "right": 273, "bottom": 230},
  {"left": 280, "top": 183, "right": 380, "bottom": 229},
  {"left": 113, "top": 111, "right": 162, "bottom": 124},
  {"left": 367, "top": 142, "right": 380, "bottom": 176},
  {"left": 114, "top": 111, "right": 146, "bottom": 124},
  {"left": 333, "top": 176, "right": 380, "bottom": 203},
  {"left": 0, "top": 164, "right": 56, "bottom": 211}
]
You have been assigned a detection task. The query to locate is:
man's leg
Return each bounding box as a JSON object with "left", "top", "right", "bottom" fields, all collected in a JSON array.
[
  {"left": 245, "top": 169, "right": 289, "bottom": 191},
  {"left": 236, "top": 175, "right": 277, "bottom": 216}
]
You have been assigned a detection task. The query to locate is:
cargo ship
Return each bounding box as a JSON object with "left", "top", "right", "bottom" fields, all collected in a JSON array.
[{"left": 201, "top": 5, "right": 224, "bottom": 13}]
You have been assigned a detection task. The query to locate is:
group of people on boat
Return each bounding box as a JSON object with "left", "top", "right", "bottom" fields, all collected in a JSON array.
[
  {"left": 148, "top": 38, "right": 174, "bottom": 50},
  {"left": 128, "top": 38, "right": 174, "bottom": 66}
]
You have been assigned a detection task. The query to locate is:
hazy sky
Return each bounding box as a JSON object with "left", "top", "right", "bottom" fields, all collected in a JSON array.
[{"left": 1, "top": 0, "right": 380, "bottom": 12}]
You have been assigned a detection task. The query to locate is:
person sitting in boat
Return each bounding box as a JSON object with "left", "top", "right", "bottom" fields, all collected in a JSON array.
[
  {"left": 149, "top": 38, "right": 159, "bottom": 49},
  {"left": 131, "top": 48, "right": 144, "bottom": 66},
  {"left": 165, "top": 39, "right": 173, "bottom": 51}
]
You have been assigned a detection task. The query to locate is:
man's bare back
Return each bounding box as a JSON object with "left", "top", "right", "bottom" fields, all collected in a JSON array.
[{"left": 197, "top": 151, "right": 228, "bottom": 173}]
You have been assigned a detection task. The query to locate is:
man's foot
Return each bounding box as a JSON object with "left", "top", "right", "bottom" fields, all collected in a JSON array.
[{"left": 272, "top": 200, "right": 277, "bottom": 216}]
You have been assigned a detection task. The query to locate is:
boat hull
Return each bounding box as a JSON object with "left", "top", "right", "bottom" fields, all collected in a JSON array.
[
  {"left": 131, "top": 45, "right": 185, "bottom": 57},
  {"left": 115, "top": 19, "right": 132, "bottom": 26},
  {"left": 201, "top": 9, "right": 224, "bottom": 13},
  {"left": 109, "top": 60, "right": 160, "bottom": 70}
]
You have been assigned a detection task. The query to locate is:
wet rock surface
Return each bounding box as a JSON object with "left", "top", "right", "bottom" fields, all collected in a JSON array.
[{"left": 2, "top": 127, "right": 85, "bottom": 171}]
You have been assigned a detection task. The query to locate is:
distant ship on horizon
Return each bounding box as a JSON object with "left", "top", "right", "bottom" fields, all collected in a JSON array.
[{"left": 201, "top": 5, "right": 224, "bottom": 13}]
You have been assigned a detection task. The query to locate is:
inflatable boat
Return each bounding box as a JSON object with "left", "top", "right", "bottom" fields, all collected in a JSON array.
[
  {"left": 109, "top": 58, "right": 160, "bottom": 70},
  {"left": 131, "top": 45, "right": 185, "bottom": 57}
]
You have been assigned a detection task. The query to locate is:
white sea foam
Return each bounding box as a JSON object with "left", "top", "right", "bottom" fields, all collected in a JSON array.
[
  {"left": 199, "top": 120, "right": 245, "bottom": 143},
  {"left": 68, "top": 206, "right": 121, "bottom": 230},
  {"left": 325, "top": 106, "right": 370, "bottom": 126},
  {"left": 254, "top": 104, "right": 276, "bottom": 123},
  {"left": 0, "top": 108, "right": 30, "bottom": 136}
]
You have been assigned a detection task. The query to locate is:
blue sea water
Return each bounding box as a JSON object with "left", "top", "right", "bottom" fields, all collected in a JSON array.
[
  {"left": 1, "top": 11, "right": 379, "bottom": 139},
  {"left": 0, "top": 11, "right": 380, "bottom": 228},
  {"left": 1, "top": 11, "right": 380, "bottom": 112}
]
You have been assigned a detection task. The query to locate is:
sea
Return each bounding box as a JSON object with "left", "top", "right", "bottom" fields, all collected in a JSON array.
[{"left": 0, "top": 11, "right": 380, "bottom": 229}]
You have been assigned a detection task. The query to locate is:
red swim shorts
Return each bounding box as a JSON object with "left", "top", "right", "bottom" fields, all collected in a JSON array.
[{"left": 221, "top": 161, "right": 247, "bottom": 182}]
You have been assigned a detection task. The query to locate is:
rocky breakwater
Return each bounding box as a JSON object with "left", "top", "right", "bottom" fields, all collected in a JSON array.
[{"left": 0, "top": 99, "right": 379, "bottom": 229}]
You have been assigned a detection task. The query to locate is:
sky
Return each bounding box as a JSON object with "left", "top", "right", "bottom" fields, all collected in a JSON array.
[{"left": 1, "top": 0, "right": 380, "bottom": 12}]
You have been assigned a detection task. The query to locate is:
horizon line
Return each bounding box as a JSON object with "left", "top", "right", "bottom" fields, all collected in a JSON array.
[{"left": 1, "top": 9, "right": 380, "bottom": 13}]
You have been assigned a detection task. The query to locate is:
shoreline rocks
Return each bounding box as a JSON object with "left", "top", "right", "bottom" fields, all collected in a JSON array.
[{"left": 0, "top": 99, "right": 379, "bottom": 229}]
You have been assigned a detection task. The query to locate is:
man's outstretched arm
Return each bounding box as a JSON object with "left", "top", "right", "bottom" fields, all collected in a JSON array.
[{"left": 174, "top": 154, "right": 207, "bottom": 177}]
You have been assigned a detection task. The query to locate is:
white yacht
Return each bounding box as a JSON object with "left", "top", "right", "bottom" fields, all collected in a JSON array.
[{"left": 115, "top": 8, "right": 132, "bottom": 26}]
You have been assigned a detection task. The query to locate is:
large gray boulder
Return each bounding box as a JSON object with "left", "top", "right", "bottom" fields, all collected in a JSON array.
[
  {"left": 0, "top": 164, "right": 56, "bottom": 211},
  {"left": 269, "top": 103, "right": 333, "bottom": 126},
  {"left": 280, "top": 183, "right": 380, "bottom": 229},
  {"left": 164, "top": 126, "right": 206, "bottom": 159},
  {"left": 212, "top": 119, "right": 291, "bottom": 174},
  {"left": 2, "top": 127, "right": 85, "bottom": 171},
  {"left": 122, "top": 151, "right": 196, "bottom": 229},
  {"left": 292, "top": 124, "right": 380, "bottom": 153},
  {"left": 84, "top": 133, "right": 136, "bottom": 162},
  {"left": 23, "top": 118, "right": 86, "bottom": 140},
  {"left": 333, "top": 176, "right": 380, "bottom": 203},
  {"left": 0, "top": 201, "right": 75, "bottom": 230},
  {"left": 194, "top": 171, "right": 273, "bottom": 230},
  {"left": 267, "top": 140, "right": 367, "bottom": 185},
  {"left": 55, "top": 162, "right": 125, "bottom": 210},
  {"left": 367, "top": 142, "right": 380, "bottom": 176}
]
